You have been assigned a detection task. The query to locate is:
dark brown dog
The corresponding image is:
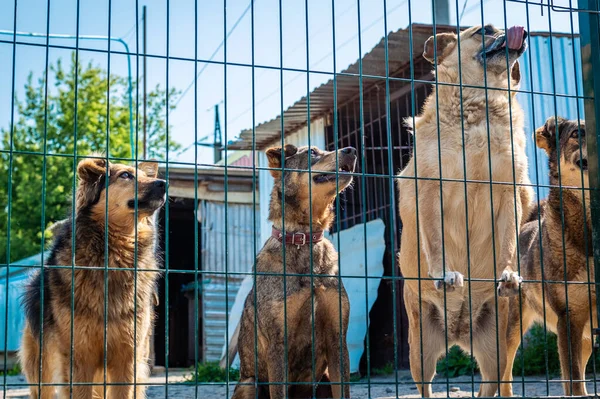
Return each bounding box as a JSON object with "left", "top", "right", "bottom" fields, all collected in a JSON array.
[
  {"left": 232, "top": 145, "right": 356, "bottom": 399},
  {"left": 19, "top": 158, "right": 165, "bottom": 399},
  {"left": 502, "top": 117, "right": 592, "bottom": 396}
]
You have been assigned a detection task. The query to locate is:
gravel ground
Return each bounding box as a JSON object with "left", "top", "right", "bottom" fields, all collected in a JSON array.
[{"left": 1, "top": 370, "right": 598, "bottom": 398}]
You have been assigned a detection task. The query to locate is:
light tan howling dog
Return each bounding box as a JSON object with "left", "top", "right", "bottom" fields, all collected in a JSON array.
[{"left": 397, "top": 24, "right": 533, "bottom": 397}]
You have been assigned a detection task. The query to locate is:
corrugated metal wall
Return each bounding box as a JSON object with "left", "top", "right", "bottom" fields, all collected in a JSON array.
[
  {"left": 200, "top": 201, "right": 260, "bottom": 362},
  {"left": 519, "top": 34, "right": 584, "bottom": 199}
]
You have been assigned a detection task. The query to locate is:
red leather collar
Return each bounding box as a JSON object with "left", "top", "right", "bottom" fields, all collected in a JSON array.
[{"left": 271, "top": 226, "right": 324, "bottom": 247}]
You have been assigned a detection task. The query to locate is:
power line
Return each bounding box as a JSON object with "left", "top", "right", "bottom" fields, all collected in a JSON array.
[
  {"left": 462, "top": 0, "right": 493, "bottom": 18},
  {"left": 170, "top": 0, "right": 254, "bottom": 112},
  {"left": 0, "top": 29, "right": 136, "bottom": 158},
  {"left": 459, "top": 0, "right": 470, "bottom": 22},
  {"left": 227, "top": 0, "right": 408, "bottom": 127}
]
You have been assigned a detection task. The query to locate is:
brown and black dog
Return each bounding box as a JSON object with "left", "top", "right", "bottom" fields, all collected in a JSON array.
[
  {"left": 20, "top": 158, "right": 165, "bottom": 399},
  {"left": 503, "top": 117, "right": 593, "bottom": 396},
  {"left": 232, "top": 145, "right": 356, "bottom": 399}
]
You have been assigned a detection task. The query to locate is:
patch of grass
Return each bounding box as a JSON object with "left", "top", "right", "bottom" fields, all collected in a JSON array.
[
  {"left": 436, "top": 345, "right": 478, "bottom": 378},
  {"left": 186, "top": 362, "right": 240, "bottom": 383},
  {"left": 371, "top": 362, "right": 395, "bottom": 376},
  {"left": 513, "top": 324, "right": 560, "bottom": 377},
  {"left": 435, "top": 325, "right": 563, "bottom": 379},
  {"left": 0, "top": 364, "right": 21, "bottom": 376}
]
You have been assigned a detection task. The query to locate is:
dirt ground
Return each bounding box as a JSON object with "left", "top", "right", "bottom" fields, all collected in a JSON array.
[{"left": 1, "top": 369, "right": 598, "bottom": 398}]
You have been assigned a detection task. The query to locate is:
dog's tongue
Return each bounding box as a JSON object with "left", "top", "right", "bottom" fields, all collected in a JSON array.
[{"left": 503, "top": 25, "right": 525, "bottom": 50}]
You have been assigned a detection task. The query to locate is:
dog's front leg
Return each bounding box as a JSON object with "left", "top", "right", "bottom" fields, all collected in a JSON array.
[
  {"left": 557, "top": 316, "right": 587, "bottom": 396},
  {"left": 266, "top": 336, "right": 286, "bottom": 399},
  {"left": 319, "top": 286, "right": 351, "bottom": 398},
  {"left": 417, "top": 180, "right": 463, "bottom": 291},
  {"left": 496, "top": 191, "right": 522, "bottom": 297}
]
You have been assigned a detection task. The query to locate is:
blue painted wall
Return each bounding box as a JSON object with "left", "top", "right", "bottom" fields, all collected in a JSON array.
[
  {"left": 518, "top": 34, "right": 584, "bottom": 199},
  {"left": 0, "top": 253, "right": 45, "bottom": 352}
]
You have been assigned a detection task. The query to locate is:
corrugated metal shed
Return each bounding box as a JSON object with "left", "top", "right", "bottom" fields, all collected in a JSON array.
[
  {"left": 229, "top": 24, "right": 460, "bottom": 150},
  {"left": 518, "top": 34, "right": 584, "bottom": 199},
  {"left": 0, "top": 253, "right": 46, "bottom": 352},
  {"left": 202, "top": 280, "right": 242, "bottom": 363},
  {"left": 200, "top": 200, "right": 260, "bottom": 362},
  {"left": 201, "top": 201, "right": 260, "bottom": 276}
]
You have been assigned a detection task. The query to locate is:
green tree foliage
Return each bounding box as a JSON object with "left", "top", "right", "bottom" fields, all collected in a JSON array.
[{"left": 0, "top": 54, "right": 180, "bottom": 263}]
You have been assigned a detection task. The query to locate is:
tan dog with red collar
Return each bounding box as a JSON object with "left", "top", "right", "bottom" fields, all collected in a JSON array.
[{"left": 233, "top": 145, "right": 356, "bottom": 399}]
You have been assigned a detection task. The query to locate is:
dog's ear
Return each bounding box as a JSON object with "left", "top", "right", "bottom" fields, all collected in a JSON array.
[
  {"left": 139, "top": 161, "right": 159, "bottom": 178},
  {"left": 266, "top": 144, "right": 298, "bottom": 177},
  {"left": 77, "top": 158, "right": 110, "bottom": 208},
  {"left": 423, "top": 33, "right": 457, "bottom": 64},
  {"left": 78, "top": 158, "right": 110, "bottom": 183},
  {"left": 535, "top": 116, "right": 563, "bottom": 155},
  {"left": 511, "top": 60, "right": 521, "bottom": 86}
]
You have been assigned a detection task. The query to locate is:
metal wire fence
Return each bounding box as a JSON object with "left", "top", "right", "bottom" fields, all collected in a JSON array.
[{"left": 0, "top": 0, "right": 600, "bottom": 398}]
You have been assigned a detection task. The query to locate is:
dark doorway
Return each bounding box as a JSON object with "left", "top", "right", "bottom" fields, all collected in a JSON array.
[{"left": 154, "top": 197, "right": 202, "bottom": 367}]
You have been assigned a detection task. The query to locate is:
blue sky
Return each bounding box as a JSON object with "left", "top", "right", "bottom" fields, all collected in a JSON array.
[{"left": 0, "top": 0, "right": 580, "bottom": 165}]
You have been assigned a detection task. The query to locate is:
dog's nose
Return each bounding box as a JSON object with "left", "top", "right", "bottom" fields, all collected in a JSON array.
[
  {"left": 341, "top": 147, "right": 357, "bottom": 156},
  {"left": 154, "top": 180, "right": 167, "bottom": 189}
]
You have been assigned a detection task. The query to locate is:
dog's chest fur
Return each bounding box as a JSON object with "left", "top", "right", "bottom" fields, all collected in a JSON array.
[
  {"left": 255, "top": 238, "right": 341, "bottom": 299},
  {"left": 34, "top": 215, "right": 158, "bottom": 332}
]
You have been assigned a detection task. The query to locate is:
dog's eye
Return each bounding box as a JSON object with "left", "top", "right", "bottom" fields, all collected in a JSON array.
[
  {"left": 571, "top": 129, "right": 584, "bottom": 139},
  {"left": 475, "top": 25, "right": 495, "bottom": 36},
  {"left": 310, "top": 149, "right": 318, "bottom": 157},
  {"left": 120, "top": 171, "right": 134, "bottom": 179}
]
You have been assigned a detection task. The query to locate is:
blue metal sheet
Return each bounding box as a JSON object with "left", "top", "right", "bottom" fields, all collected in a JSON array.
[
  {"left": 519, "top": 35, "right": 584, "bottom": 199},
  {"left": 0, "top": 253, "right": 45, "bottom": 352}
]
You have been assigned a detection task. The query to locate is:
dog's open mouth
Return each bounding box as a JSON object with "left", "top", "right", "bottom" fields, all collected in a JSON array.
[
  {"left": 479, "top": 26, "right": 527, "bottom": 61},
  {"left": 313, "top": 163, "right": 355, "bottom": 183},
  {"left": 128, "top": 194, "right": 166, "bottom": 210}
]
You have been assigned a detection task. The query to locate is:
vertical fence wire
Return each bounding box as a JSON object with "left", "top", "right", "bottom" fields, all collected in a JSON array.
[
  {"left": 164, "top": 0, "right": 171, "bottom": 394},
  {"left": 103, "top": 1, "right": 113, "bottom": 396},
  {"left": 522, "top": 3, "right": 553, "bottom": 395},
  {"left": 429, "top": 5, "right": 452, "bottom": 395},
  {"left": 450, "top": 1, "right": 477, "bottom": 395},
  {"left": 580, "top": 0, "right": 600, "bottom": 394},
  {"left": 330, "top": 0, "right": 346, "bottom": 395},
  {"left": 193, "top": 0, "right": 200, "bottom": 397},
  {"left": 2, "top": 0, "right": 18, "bottom": 395},
  {"left": 381, "top": 1, "right": 401, "bottom": 397},
  {"left": 132, "top": 1, "right": 141, "bottom": 396},
  {"left": 304, "top": 0, "right": 317, "bottom": 394},
  {"left": 39, "top": 0, "right": 51, "bottom": 395},
  {"left": 568, "top": 0, "right": 597, "bottom": 395}
]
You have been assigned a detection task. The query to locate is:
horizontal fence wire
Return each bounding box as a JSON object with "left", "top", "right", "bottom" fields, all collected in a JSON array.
[{"left": 0, "top": 0, "right": 599, "bottom": 398}]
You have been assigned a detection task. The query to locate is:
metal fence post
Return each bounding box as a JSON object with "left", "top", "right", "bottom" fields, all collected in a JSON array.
[{"left": 578, "top": 0, "right": 600, "bottom": 333}]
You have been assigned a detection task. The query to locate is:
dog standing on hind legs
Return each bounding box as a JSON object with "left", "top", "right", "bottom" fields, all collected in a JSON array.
[
  {"left": 19, "top": 158, "right": 166, "bottom": 399},
  {"left": 232, "top": 145, "right": 356, "bottom": 399},
  {"left": 502, "top": 117, "right": 594, "bottom": 397},
  {"left": 397, "top": 24, "right": 532, "bottom": 397}
]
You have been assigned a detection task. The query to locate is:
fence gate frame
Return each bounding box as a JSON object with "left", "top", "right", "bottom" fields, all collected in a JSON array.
[{"left": 578, "top": 0, "right": 600, "bottom": 333}]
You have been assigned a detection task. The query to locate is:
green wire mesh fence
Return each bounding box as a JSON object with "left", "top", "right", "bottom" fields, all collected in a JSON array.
[{"left": 0, "top": 0, "right": 600, "bottom": 398}]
